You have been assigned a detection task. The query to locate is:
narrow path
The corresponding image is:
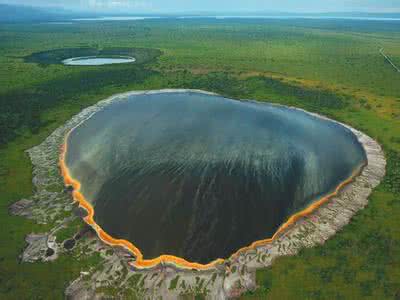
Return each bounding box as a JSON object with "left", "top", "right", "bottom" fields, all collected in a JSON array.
[{"left": 380, "top": 48, "right": 400, "bottom": 73}]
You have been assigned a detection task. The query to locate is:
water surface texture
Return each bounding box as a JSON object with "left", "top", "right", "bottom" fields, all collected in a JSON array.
[
  {"left": 65, "top": 92, "right": 366, "bottom": 263},
  {"left": 62, "top": 56, "right": 136, "bottom": 66}
]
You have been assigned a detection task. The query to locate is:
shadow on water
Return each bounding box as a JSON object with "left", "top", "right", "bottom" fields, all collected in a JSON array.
[{"left": 65, "top": 91, "right": 366, "bottom": 263}]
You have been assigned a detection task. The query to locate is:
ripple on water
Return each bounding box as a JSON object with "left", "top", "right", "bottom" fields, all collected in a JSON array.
[{"left": 64, "top": 91, "right": 367, "bottom": 263}]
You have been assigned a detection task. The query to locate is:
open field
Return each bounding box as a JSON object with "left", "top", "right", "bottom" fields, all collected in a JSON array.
[{"left": 0, "top": 19, "right": 399, "bottom": 299}]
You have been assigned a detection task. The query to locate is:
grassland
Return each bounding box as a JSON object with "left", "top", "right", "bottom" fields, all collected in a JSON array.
[{"left": 0, "top": 18, "right": 399, "bottom": 299}]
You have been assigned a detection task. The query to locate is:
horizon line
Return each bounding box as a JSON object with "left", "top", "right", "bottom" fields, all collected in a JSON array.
[{"left": 1, "top": 3, "right": 400, "bottom": 16}]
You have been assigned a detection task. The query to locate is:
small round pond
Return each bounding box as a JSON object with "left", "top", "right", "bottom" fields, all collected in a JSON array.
[
  {"left": 62, "top": 56, "right": 136, "bottom": 66},
  {"left": 64, "top": 91, "right": 367, "bottom": 264}
]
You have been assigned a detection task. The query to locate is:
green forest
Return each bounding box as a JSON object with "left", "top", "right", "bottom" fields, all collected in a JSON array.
[{"left": 0, "top": 18, "right": 399, "bottom": 299}]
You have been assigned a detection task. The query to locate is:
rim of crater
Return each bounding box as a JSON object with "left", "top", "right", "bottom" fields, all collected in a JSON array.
[{"left": 24, "top": 89, "right": 387, "bottom": 271}]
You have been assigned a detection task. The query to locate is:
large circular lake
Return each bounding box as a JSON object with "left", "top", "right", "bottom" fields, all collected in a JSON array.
[{"left": 65, "top": 91, "right": 366, "bottom": 263}]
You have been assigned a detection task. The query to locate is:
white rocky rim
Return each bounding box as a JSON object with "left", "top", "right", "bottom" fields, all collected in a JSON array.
[
  {"left": 55, "top": 89, "right": 385, "bottom": 266},
  {"left": 20, "top": 89, "right": 386, "bottom": 298},
  {"left": 23, "top": 89, "right": 386, "bottom": 269}
]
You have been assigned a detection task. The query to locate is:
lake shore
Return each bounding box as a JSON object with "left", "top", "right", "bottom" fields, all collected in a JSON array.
[{"left": 12, "top": 89, "right": 386, "bottom": 298}]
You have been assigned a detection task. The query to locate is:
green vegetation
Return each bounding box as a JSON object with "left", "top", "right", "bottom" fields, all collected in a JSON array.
[
  {"left": 55, "top": 218, "right": 84, "bottom": 243},
  {"left": 25, "top": 47, "right": 162, "bottom": 65},
  {"left": 0, "top": 19, "right": 399, "bottom": 299},
  {"left": 169, "top": 275, "right": 180, "bottom": 290},
  {"left": 0, "top": 47, "right": 160, "bottom": 146}
]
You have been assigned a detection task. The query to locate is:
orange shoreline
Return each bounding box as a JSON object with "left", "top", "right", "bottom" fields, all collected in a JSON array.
[{"left": 60, "top": 127, "right": 365, "bottom": 270}]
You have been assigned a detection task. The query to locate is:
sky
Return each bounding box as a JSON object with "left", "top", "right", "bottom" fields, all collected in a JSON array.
[{"left": 1, "top": 0, "right": 400, "bottom": 13}]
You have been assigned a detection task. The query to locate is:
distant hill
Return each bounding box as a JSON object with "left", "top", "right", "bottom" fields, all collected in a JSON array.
[
  {"left": 286, "top": 12, "right": 400, "bottom": 20},
  {"left": 175, "top": 11, "right": 400, "bottom": 19},
  {"left": 1, "top": 5, "right": 399, "bottom": 23},
  {"left": 0, "top": 4, "right": 80, "bottom": 23},
  {"left": 0, "top": 4, "right": 59, "bottom": 22},
  {"left": 314, "top": 12, "right": 400, "bottom": 19}
]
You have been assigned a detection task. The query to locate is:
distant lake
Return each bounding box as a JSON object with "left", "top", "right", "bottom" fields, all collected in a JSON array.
[
  {"left": 208, "top": 15, "right": 400, "bottom": 21},
  {"left": 41, "top": 22, "right": 74, "bottom": 25},
  {"left": 65, "top": 91, "right": 366, "bottom": 263},
  {"left": 62, "top": 56, "right": 136, "bottom": 66},
  {"left": 71, "top": 15, "right": 400, "bottom": 22},
  {"left": 73, "top": 16, "right": 161, "bottom": 21}
]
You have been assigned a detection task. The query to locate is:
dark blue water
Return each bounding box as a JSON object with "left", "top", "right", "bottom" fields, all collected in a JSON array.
[{"left": 65, "top": 92, "right": 366, "bottom": 263}]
